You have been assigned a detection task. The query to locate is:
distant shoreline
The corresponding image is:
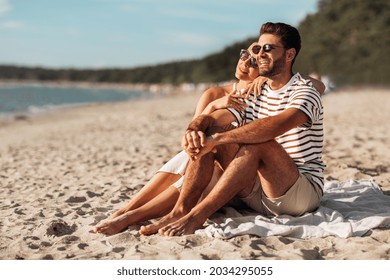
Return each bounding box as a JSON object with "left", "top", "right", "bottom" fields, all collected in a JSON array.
[
  {"left": 0, "top": 79, "right": 212, "bottom": 122},
  {"left": 0, "top": 79, "right": 214, "bottom": 96}
]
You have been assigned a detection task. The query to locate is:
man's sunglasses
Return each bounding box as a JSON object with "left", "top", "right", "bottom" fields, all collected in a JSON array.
[
  {"left": 250, "top": 43, "right": 284, "bottom": 54},
  {"left": 239, "top": 49, "right": 258, "bottom": 68}
]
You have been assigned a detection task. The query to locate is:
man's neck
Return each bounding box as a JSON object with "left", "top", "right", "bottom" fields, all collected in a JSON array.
[
  {"left": 266, "top": 71, "right": 293, "bottom": 90},
  {"left": 236, "top": 80, "right": 253, "bottom": 92}
]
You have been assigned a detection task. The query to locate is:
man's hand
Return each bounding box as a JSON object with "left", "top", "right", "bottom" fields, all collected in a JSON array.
[
  {"left": 190, "top": 136, "right": 217, "bottom": 160},
  {"left": 181, "top": 129, "right": 205, "bottom": 158},
  {"left": 182, "top": 130, "right": 217, "bottom": 160},
  {"left": 182, "top": 129, "right": 206, "bottom": 149}
]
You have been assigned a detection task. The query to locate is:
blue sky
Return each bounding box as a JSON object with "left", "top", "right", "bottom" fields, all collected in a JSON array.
[{"left": 0, "top": 0, "right": 319, "bottom": 69}]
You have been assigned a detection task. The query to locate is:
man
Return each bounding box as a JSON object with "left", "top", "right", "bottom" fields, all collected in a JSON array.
[{"left": 140, "top": 22, "right": 325, "bottom": 236}]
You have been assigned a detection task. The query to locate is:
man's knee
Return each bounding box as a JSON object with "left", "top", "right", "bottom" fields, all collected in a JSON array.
[
  {"left": 239, "top": 140, "right": 276, "bottom": 153},
  {"left": 214, "top": 144, "right": 240, "bottom": 170}
]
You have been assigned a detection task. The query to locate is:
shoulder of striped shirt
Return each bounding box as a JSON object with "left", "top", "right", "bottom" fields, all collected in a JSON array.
[{"left": 289, "top": 82, "right": 322, "bottom": 102}]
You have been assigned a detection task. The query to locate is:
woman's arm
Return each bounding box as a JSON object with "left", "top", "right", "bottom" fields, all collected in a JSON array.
[
  {"left": 305, "top": 76, "right": 326, "bottom": 95},
  {"left": 193, "top": 87, "right": 226, "bottom": 118},
  {"left": 195, "top": 85, "right": 246, "bottom": 117}
]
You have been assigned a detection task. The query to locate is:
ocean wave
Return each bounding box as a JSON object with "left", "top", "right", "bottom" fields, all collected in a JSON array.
[
  {"left": 0, "top": 84, "right": 152, "bottom": 120},
  {"left": 0, "top": 102, "right": 93, "bottom": 120}
]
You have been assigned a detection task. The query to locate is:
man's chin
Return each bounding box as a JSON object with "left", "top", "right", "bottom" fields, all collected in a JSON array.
[{"left": 259, "top": 71, "right": 271, "bottom": 77}]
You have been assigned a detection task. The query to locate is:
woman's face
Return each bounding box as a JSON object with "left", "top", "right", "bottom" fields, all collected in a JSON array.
[{"left": 235, "top": 44, "right": 260, "bottom": 81}]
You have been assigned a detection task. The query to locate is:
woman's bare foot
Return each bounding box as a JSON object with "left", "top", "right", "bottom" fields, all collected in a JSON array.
[
  {"left": 93, "top": 211, "right": 138, "bottom": 235},
  {"left": 109, "top": 210, "right": 123, "bottom": 220}
]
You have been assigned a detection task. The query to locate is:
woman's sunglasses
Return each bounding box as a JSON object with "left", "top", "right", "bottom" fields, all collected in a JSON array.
[
  {"left": 239, "top": 49, "right": 258, "bottom": 68},
  {"left": 250, "top": 43, "right": 284, "bottom": 54}
]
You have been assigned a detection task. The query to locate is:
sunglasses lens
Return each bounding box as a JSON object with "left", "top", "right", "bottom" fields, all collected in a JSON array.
[
  {"left": 250, "top": 58, "right": 258, "bottom": 68},
  {"left": 263, "top": 44, "right": 273, "bottom": 52},
  {"left": 252, "top": 45, "right": 261, "bottom": 54},
  {"left": 240, "top": 49, "right": 258, "bottom": 68},
  {"left": 240, "top": 49, "right": 249, "bottom": 60}
]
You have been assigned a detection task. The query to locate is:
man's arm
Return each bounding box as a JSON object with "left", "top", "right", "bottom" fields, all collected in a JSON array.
[
  {"left": 186, "top": 107, "right": 310, "bottom": 159},
  {"left": 209, "top": 108, "right": 309, "bottom": 146},
  {"left": 182, "top": 109, "right": 235, "bottom": 156}
]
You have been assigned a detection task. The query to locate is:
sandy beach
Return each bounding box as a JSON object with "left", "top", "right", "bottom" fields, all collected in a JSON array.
[{"left": 0, "top": 87, "right": 389, "bottom": 260}]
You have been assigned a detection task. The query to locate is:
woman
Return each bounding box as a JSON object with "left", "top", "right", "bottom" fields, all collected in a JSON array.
[{"left": 93, "top": 44, "right": 325, "bottom": 235}]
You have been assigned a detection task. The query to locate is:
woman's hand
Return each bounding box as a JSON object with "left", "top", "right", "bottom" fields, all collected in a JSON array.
[
  {"left": 241, "top": 76, "right": 268, "bottom": 98},
  {"left": 209, "top": 90, "right": 247, "bottom": 111}
]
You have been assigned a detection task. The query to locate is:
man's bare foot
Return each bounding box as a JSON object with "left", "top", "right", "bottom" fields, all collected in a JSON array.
[
  {"left": 139, "top": 211, "right": 186, "bottom": 235},
  {"left": 158, "top": 212, "right": 206, "bottom": 236}
]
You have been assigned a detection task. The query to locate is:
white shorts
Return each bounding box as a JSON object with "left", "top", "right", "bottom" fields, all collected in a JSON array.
[{"left": 158, "top": 150, "right": 189, "bottom": 188}]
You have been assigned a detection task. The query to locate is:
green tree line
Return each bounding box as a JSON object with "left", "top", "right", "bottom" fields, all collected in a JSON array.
[
  {"left": 295, "top": 0, "right": 390, "bottom": 86},
  {"left": 0, "top": 0, "right": 388, "bottom": 86},
  {"left": 0, "top": 38, "right": 255, "bottom": 85}
]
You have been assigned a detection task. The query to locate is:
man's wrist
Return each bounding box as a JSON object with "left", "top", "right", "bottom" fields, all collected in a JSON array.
[
  {"left": 187, "top": 115, "right": 213, "bottom": 132},
  {"left": 206, "top": 133, "right": 220, "bottom": 144}
]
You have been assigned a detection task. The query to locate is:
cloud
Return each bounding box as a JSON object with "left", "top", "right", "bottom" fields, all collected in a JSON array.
[
  {"left": 0, "top": 20, "right": 23, "bottom": 29},
  {"left": 0, "top": 1, "right": 24, "bottom": 29},
  {"left": 0, "top": 0, "right": 11, "bottom": 15}
]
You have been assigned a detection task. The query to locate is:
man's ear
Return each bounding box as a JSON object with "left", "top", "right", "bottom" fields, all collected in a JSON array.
[{"left": 286, "top": 48, "right": 296, "bottom": 62}]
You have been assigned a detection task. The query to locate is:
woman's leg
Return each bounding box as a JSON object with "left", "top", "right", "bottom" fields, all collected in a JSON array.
[
  {"left": 109, "top": 172, "right": 182, "bottom": 219},
  {"left": 109, "top": 151, "right": 189, "bottom": 219},
  {"left": 94, "top": 185, "right": 180, "bottom": 235}
]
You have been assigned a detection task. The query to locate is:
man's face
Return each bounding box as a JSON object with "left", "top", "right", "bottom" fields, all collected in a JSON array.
[{"left": 253, "top": 34, "right": 287, "bottom": 78}]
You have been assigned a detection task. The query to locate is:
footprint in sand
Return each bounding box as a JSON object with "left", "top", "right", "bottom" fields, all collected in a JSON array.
[
  {"left": 112, "top": 247, "right": 125, "bottom": 253},
  {"left": 42, "top": 255, "right": 54, "bottom": 260},
  {"left": 61, "top": 235, "right": 80, "bottom": 244},
  {"left": 92, "top": 214, "right": 107, "bottom": 224},
  {"left": 95, "top": 207, "right": 111, "bottom": 212},
  {"left": 65, "top": 196, "right": 87, "bottom": 203},
  {"left": 300, "top": 248, "right": 322, "bottom": 260},
  {"left": 46, "top": 219, "right": 77, "bottom": 237},
  {"left": 55, "top": 210, "right": 72, "bottom": 217},
  {"left": 86, "top": 191, "right": 102, "bottom": 198},
  {"left": 78, "top": 243, "right": 89, "bottom": 250},
  {"left": 27, "top": 243, "right": 39, "bottom": 250}
]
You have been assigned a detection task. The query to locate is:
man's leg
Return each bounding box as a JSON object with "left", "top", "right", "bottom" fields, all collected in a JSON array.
[
  {"left": 140, "top": 110, "right": 238, "bottom": 235},
  {"left": 157, "top": 140, "right": 299, "bottom": 236},
  {"left": 139, "top": 152, "right": 215, "bottom": 235},
  {"left": 108, "top": 172, "right": 182, "bottom": 220}
]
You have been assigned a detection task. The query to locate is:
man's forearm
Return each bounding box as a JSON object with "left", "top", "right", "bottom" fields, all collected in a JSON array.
[
  {"left": 210, "top": 108, "right": 309, "bottom": 146},
  {"left": 187, "top": 114, "right": 215, "bottom": 132},
  {"left": 210, "top": 116, "right": 282, "bottom": 145}
]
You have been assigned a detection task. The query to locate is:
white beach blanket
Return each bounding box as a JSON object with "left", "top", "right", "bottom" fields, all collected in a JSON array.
[{"left": 199, "top": 180, "right": 390, "bottom": 239}]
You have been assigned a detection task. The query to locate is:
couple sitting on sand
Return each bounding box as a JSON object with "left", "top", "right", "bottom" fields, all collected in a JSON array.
[{"left": 94, "top": 22, "right": 325, "bottom": 236}]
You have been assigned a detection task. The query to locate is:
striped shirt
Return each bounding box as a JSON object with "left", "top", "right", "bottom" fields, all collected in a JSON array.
[{"left": 228, "top": 73, "right": 325, "bottom": 190}]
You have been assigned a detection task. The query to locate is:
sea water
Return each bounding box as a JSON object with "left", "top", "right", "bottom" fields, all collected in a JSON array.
[{"left": 0, "top": 83, "right": 151, "bottom": 119}]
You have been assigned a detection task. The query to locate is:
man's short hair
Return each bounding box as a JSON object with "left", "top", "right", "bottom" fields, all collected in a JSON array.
[{"left": 260, "top": 22, "right": 301, "bottom": 60}]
